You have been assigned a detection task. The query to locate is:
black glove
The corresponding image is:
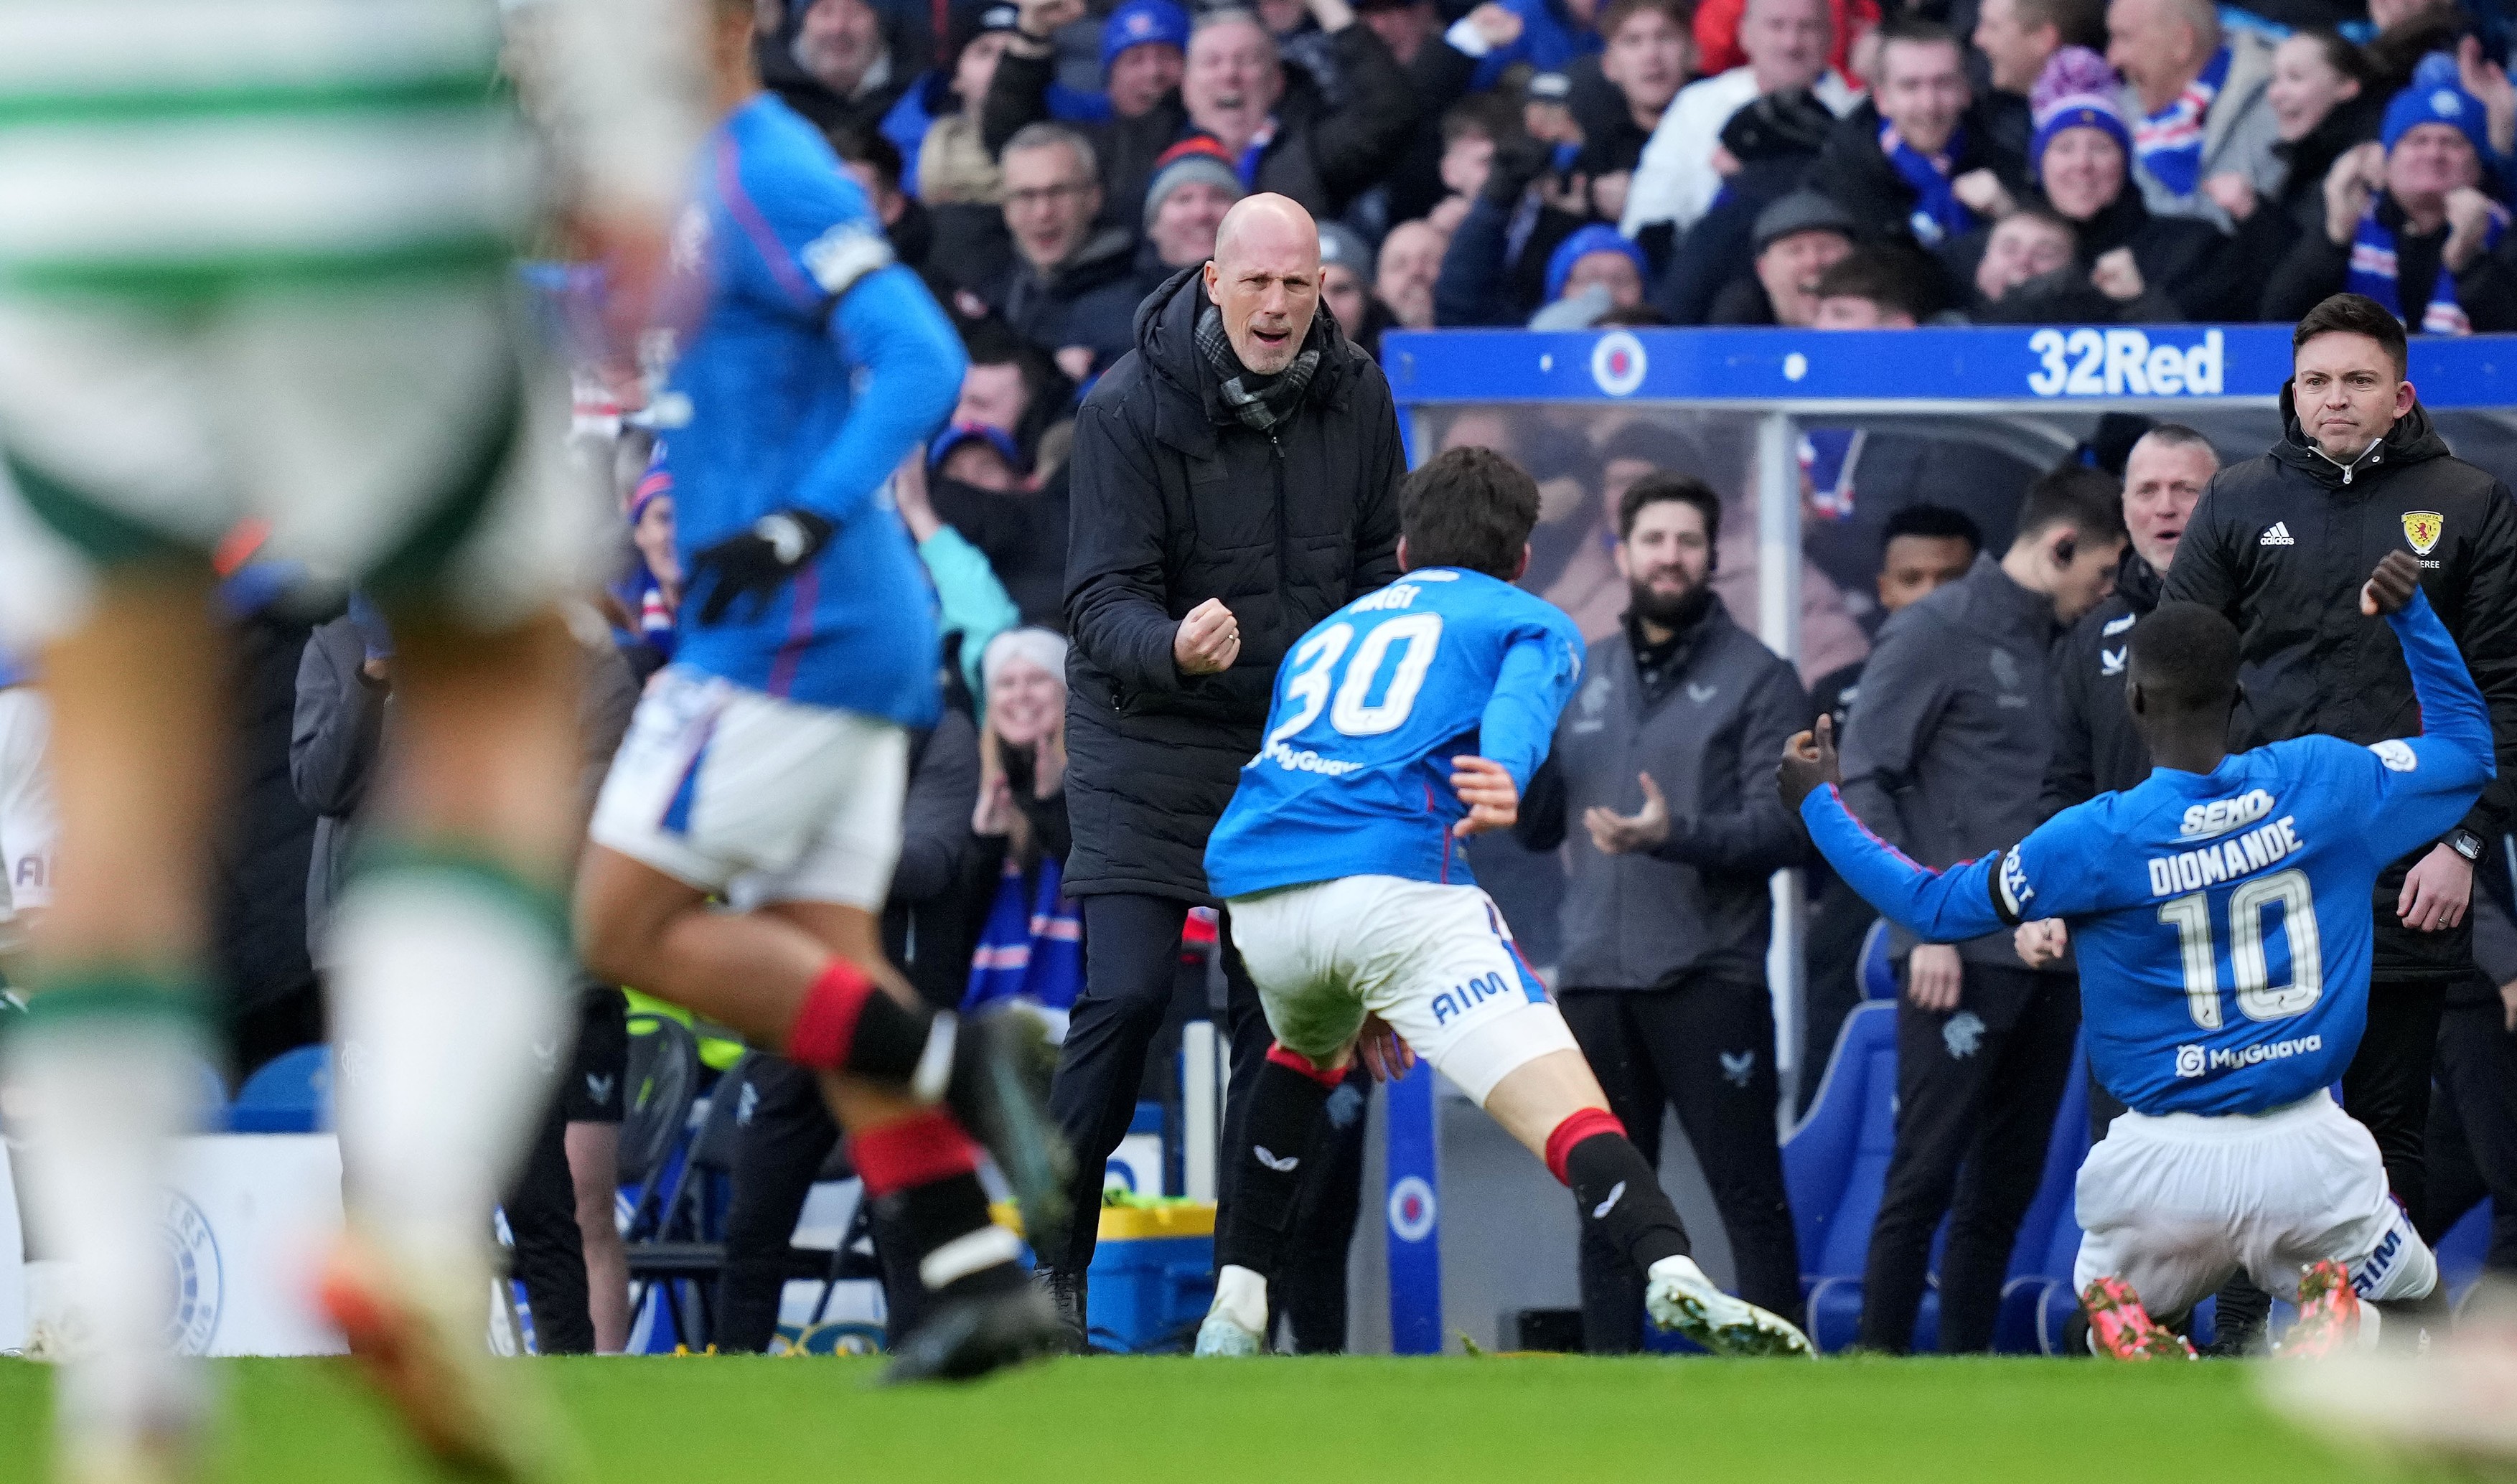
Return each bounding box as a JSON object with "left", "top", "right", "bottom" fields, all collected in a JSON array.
[
  {"left": 688, "top": 507, "right": 835, "bottom": 626},
  {"left": 1484, "top": 132, "right": 1553, "bottom": 206}
]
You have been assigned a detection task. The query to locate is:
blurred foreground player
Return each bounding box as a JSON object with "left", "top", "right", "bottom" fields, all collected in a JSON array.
[
  {"left": 571, "top": 0, "right": 1072, "bottom": 1385},
  {"left": 0, "top": 1, "right": 703, "bottom": 1478},
  {"left": 1784, "top": 552, "right": 2488, "bottom": 1359},
  {"left": 1192, "top": 447, "right": 1814, "bottom": 1358}
]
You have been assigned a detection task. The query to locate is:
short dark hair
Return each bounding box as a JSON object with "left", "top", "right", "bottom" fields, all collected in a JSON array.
[
  {"left": 1873, "top": 16, "right": 1962, "bottom": 70},
  {"left": 1597, "top": 0, "right": 1687, "bottom": 42},
  {"left": 1617, "top": 470, "right": 1721, "bottom": 545},
  {"left": 1814, "top": 248, "right": 1934, "bottom": 321},
  {"left": 1441, "top": 96, "right": 1515, "bottom": 146},
  {"left": 2294, "top": 292, "right": 2409, "bottom": 378},
  {"left": 2128, "top": 601, "right": 2241, "bottom": 713},
  {"left": 2013, "top": 465, "right": 2127, "bottom": 545},
  {"left": 1882, "top": 502, "right": 1982, "bottom": 555},
  {"left": 2011, "top": 0, "right": 2105, "bottom": 47},
  {"left": 2291, "top": 25, "right": 2378, "bottom": 91},
  {"left": 2132, "top": 423, "right": 2218, "bottom": 467},
  {"left": 825, "top": 122, "right": 904, "bottom": 195},
  {"left": 1401, "top": 447, "right": 1542, "bottom": 580}
]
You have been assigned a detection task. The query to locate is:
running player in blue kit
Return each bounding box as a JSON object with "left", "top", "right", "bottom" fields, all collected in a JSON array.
[
  {"left": 573, "top": 0, "right": 1070, "bottom": 1384},
  {"left": 1784, "top": 550, "right": 2492, "bottom": 1358},
  {"left": 1193, "top": 446, "right": 1814, "bottom": 1358}
]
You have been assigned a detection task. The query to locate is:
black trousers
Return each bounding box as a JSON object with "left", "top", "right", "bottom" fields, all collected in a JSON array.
[
  {"left": 1560, "top": 976, "right": 1801, "bottom": 1352},
  {"left": 2420, "top": 999, "right": 2517, "bottom": 1273},
  {"left": 2345, "top": 977, "right": 2450, "bottom": 1220},
  {"left": 1045, "top": 893, "right": 1282, "bottom": 1275},
  {"left": 715, "top": 1056, "right": 840, "bottom": 1353},
  {"left": 505, "top": 1096, "right": 592, "bottom": 1354},
  {"left": 501, "top": 986, "right": 629, "bottom": 1356},
  {"left": 1274, "top": 1068, "right": 1370, "bottom": 1353},
  {"left": 1859, "top": 963, "right": 2078, "bottom": 1354}
]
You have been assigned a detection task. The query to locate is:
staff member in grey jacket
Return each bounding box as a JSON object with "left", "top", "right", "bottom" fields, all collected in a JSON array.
[
  {"left": 1517, "top": 471, "right": 1810, "bottom": 1351},
  {"left": 1837, "top": 466, "right": 2126, "bottom": 1353}
]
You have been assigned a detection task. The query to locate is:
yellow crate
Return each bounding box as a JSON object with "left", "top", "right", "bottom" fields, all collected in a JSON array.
[{"left": 990, "top": 1200, "right": 1216, "bottom": 1241}]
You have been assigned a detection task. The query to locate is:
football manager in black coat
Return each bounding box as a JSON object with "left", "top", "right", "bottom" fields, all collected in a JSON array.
[
  {"left": 2164, "top": 291, "right": 2517, "bottom": 1226},
  {"left": 1045, "top": 192, "right": 1405, "bottom": 1340}
]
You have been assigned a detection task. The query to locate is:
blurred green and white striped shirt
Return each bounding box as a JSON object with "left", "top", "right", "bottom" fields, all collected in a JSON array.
[{"left": 0, "top": 0, "right": 702, "bottom": 296}]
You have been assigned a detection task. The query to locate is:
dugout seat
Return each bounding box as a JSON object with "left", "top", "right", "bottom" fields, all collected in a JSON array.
[
  {"left": 227, "top": 1045, "right": 332, "bottom": 1134},
  {"left": 1781, "top": 1002, "right": 1898, "bottom": 1351},
  {"left": 1991, "top": 1043, "right": 2091, "bottom": 1354},
  {"left": 1857, "top": 920, "right": 1896, "bottom": 1002},
  {"left": 1784, "top": 1007, "right": 2096, "bottom": 1353}
]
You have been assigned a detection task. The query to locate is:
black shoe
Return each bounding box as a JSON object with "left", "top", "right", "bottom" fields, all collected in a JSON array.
[
  {"left": 882, "top": 1281, "right": 1067, "bottom": 1384},
  {"left": 945, "top": 1008, "right": 1073, "bottom": 1264},
  {"left": 2202, "top": 1275, "right": 2271, "bottom": 1358},
  {"left": 1038, "top": 1266, "right": 1089, "bottom": 1355}
]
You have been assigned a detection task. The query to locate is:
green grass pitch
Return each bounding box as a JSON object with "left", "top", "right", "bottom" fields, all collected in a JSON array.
[{"left": 0, "top": 1353, "right": 2464, "bottom": 1483}]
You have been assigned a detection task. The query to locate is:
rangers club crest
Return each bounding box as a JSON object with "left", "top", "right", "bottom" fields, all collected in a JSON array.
[{"left": 2403, "top": 509, "right": 2445, "bottom": 555}]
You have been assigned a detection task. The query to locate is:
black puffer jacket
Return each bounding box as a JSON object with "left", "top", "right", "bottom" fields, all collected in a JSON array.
[
  {"left": 1061, "top": 268, "right": 1405, "bottom": 899},
  {"left": 2039, "top": 550, "right": 2162, "bottom": 821},
  {"left": 2163, "top": 393, "right": 2517, "bottom": 981}
]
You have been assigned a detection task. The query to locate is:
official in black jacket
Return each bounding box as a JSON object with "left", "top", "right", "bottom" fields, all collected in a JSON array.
[
  {"left": 2037, "top": 427, "right": 2221, "bottom": 822},
  {"left": 1046, "top": 196, "right": 1404, "bottom": 1330},
  {"left": 2164, "top": 293, "right": 2517, "bottom": 1221}
]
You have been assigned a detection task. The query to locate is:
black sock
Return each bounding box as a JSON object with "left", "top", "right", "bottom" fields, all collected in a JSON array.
[
  {"left": 1566, "top": 1132, "right": 1692, "bottom": 1276},
  {"left": 871, "top": 1169, "right": 1024, "bottom": 1302},
  {"left": 1214, "top": 1052, "right": 1340, "bottom": 1277}
]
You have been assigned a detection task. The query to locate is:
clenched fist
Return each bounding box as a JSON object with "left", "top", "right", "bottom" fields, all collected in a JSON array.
[{"left": 1174, "top": 597, "right": 1241, "bottom": 677}]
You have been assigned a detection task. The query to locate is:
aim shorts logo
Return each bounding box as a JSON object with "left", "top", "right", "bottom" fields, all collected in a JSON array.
[{"left": 161, "top": 1191, "right": 225, "bottom": 1356}]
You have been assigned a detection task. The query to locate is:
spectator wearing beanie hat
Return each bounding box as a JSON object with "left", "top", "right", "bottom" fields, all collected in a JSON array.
[
  {"left": 1708, "top": 189, "right": 1856, "bottom": 324},
  {"left": 1102, "top": 0, "right": 1191, "bottom": 118},
  {"left": 1534, "top": 224, "right": 1650, "bottom": 326},
  {"left": 2264, "top": 52, "right": 2517, "bottom": 332},
  {"left": 1944, "top": 47, "right": 2244, "bottom": 320},
  {"left": 1135, "top": 136, "right": 1243, "bottom": 291}
]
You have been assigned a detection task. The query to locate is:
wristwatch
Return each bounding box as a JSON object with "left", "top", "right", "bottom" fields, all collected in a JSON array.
[{"left": 2447, "top": 827, "right": 2487, "bottom": 863}]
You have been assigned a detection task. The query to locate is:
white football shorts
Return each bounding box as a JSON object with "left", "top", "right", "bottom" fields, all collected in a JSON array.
[
  {"left": 1226, "top": 875, "right": 1578, "bottom": 1104},
  {"left": 2073, "top": 1089, "right": 2436, "bottom": 1318},
  {"left": 589, "top": 667, "right": 908, "bottom": 912}
]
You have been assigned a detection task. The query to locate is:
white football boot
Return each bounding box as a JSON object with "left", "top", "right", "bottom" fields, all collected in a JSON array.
[
  {"left": 1644, "top": 1255, "right": 1814, "bottom": 1357},
  {"left": 1193, "top": 1264, "right": 1269, "bottom": 1357}
]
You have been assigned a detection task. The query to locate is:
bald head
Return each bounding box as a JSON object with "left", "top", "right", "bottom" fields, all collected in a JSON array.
[{"left": 1204, "top": 194, "right": 1321, "bottom": 375}]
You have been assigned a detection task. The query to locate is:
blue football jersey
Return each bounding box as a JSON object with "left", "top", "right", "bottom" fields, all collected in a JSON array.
[
  {"left": 1205, "top": 567, "right": 1586, "bottom": 898},
  {"left": 1802, "top": 590, "right": 2493, "bottom": 1117},
  {"left": 655, "top": 95, "right": 965, "bottom": 723}
]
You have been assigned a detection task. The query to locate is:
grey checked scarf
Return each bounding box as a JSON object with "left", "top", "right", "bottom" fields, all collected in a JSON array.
[{"left": 1198, "top": 304, "right": 1321, "bottom": 433}]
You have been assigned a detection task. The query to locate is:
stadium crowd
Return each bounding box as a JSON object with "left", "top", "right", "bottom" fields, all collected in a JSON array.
[{"left": 7, "top": 0, "right": 2517, "bottom": 1376}]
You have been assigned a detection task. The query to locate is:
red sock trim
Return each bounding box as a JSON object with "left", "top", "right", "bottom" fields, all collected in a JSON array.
[
  {"left": 848, "top": 1109, "right": 980, "bottom": 1196},
  {"left": 1544, "top": 1107, "right": 1627, "bottom": 1186},
  {"left": 785, "top": 958, "right": 877, "bottom": 1072},
  {"left": 1265, "top": 1041, "right": 1347, "bottom": 1091}
]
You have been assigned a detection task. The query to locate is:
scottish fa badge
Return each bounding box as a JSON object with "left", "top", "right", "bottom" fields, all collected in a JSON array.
[{"left": 2403, "top": 509, "right": 2445, "bottom": 555}]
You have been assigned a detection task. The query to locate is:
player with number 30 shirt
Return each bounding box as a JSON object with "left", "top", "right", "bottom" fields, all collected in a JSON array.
[{"left": 1195, "top": 447, "right": 1814, "bottom": 1361}]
